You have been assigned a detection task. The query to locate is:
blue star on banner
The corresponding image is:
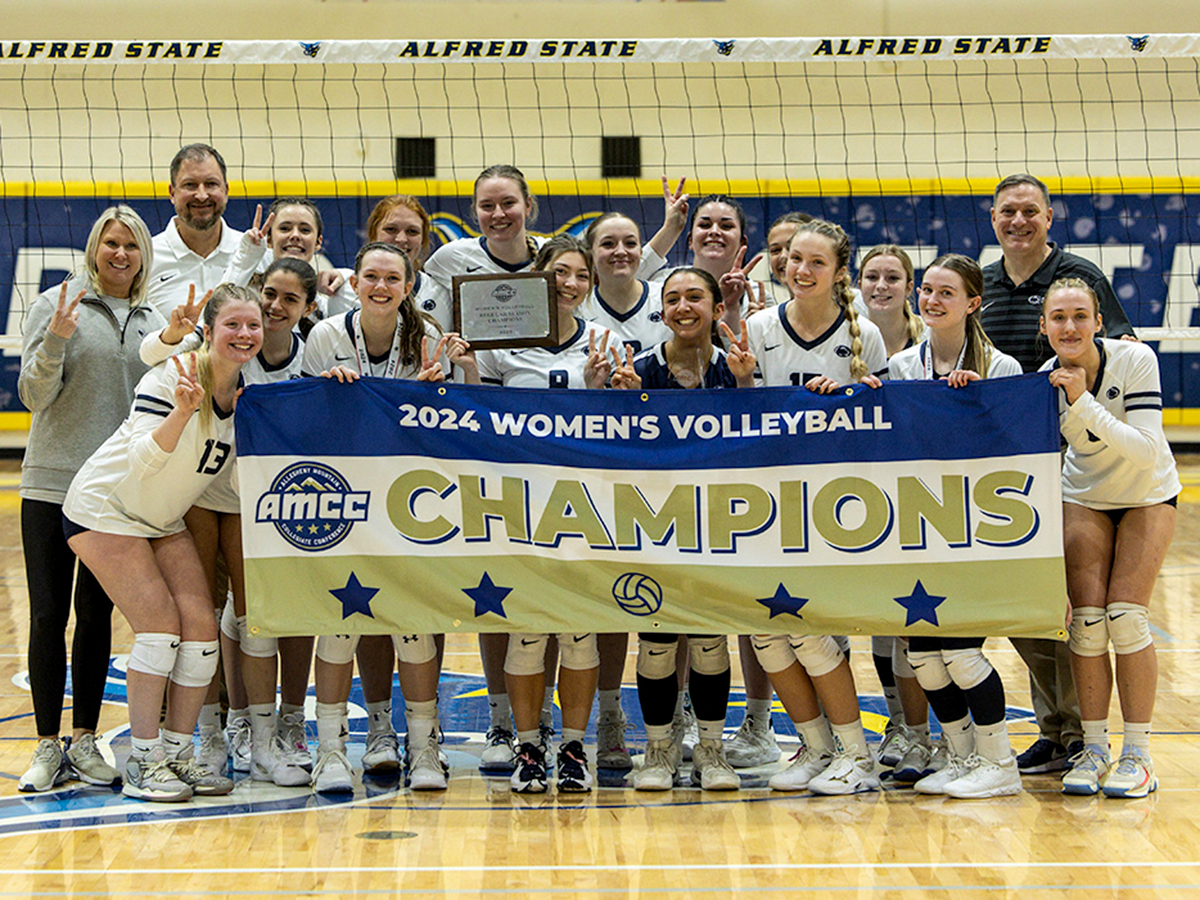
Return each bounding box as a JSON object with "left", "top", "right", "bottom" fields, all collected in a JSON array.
[
  {"left": 330, "top": 572, "right": 378, "bottom": 620},
  {"left": 894, "top": 580, "right": 946, "bottom": 627},
  {"left": 757, "top": 583, "right": 808, "bottom": 619},
  {"left": 464, "top": 572, "right": 513, "bottom": 619}
]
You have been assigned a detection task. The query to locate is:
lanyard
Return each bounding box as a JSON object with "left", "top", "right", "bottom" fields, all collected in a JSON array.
[
  {"left": 922, "top": 337, "right": 967, "bottom": 381},
  {"left": 353, "top": 310, "right": 405, "bottom": 379}
]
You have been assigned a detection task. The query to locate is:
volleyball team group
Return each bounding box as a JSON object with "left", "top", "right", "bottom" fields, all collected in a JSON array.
[{"left": 15, "top": 143, "right": 1177, "bottom": 807}]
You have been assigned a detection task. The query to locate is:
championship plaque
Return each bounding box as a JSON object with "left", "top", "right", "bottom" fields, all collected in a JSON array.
[{"left": 451, "top": 272, "right": 558, "bottom": 350}]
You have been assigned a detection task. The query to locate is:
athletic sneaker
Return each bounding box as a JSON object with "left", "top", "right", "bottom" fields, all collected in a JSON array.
[
  {"left": 914, "top": 751, "right": 972, "bottom": 795},
  {"left": 537, "top": 722, "right": 555, "bottom": 767},
  {"left": 480, "top": 725, "right": 517, "bottom": 773},
  {"left": 1064, "top": 740, "right": 1086, "bottom": 771},
  {"left": 227, "top": 717, "right": 252, "bottom": 774},
  {"left": 511, "top": 742, "right": 548, "bottom": 794},
  {"left": 691, "top": 738, "right": 740, "bottom": 791},
  {"left": 123, "top": 747, "right": 192, "bottom": 802},
  {"left": 672, "top": 704, "right": 698, "bottom": 762},
  {"left": 634, "top": 738, "right": 680, "bottom": 791},
  {"left": 196, "top": 726, "right": 229, "bottom": 778},
  {"left": 19, "top": 737, "right": 69, "bottom": 792},
  {"left": 169, "top": 744, "right": 234, "bottom": 796},
  {"left": 251, "top": 734, "right": 311, "bottom": 787},
  {"left": 557, "top": 740, "right": 593, "bottom": 793},
  {"left": 405, "top": 737, "right": 449, "bottom": 791},
  {"left": 807, "top": 749, "right": 880, "bottom": 796},
  {"left": 943, "top": 754, "right": 1022, "bottom": 799},
  {"left": 1102, "top": 747, "right": 1158, "bottom": 799},
  {"left": 892, "top": 739, "right": 935, "bottom": 784},
  {"left": 278, "top": 711, "right": 314, "bottom": 770},
  {"left": 312, "top": 748, "right": 354, "bottom": 793},
  {"left": 1061, "top": 744, "right": 1110, "bottom": 796},
  {"left": 725, "top": 713, "right": 782, "bottom": 768},
  {"left": 876, "top": 722, "right": 910, "bottom": 769},
  {"left": 66, "top": 733, "right": 121, "bottom": 786},
  {"left": 596, "top": 710, "right": 633, "bottom": 770},
  {"left": 768, "top": 745, "right": 833, "bottom": 792},
  {"left": 361, "top": 730, "right": 401, "bottom": 774},
  {"left": 1016, "top": 737, "right": 1068, "bottom": 774}
]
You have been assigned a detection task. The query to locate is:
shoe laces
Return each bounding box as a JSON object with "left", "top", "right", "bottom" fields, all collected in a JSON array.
[
  {"left": 1112, "top": 750, "right": 1148, "bottom": 775},
  {"left": 33, "top": 738, "right": 64, "bottom": 764},
  {"left": 486, "top": 725, "right": 514, "bottom": 745}
]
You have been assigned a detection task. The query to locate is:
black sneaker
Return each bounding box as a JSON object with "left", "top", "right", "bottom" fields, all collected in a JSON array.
[
  {"left": 510, "top": 742, "right": 548, "bottom": 794},
  {"left": 1016, "top": 738, "right": 1068, "bottom": 774},
  {"left": 556, "top": 740, "right": 593, "bottom": 793}
]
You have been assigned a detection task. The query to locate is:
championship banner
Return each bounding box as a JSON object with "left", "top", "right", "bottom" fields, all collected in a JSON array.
[{"left": 236, "top": 375, "right": 1068, "bottom": 640}]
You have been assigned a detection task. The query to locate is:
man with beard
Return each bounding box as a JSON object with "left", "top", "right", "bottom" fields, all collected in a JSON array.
[{"left": 146, "top": 144, "right": 243, "bottom": 317}]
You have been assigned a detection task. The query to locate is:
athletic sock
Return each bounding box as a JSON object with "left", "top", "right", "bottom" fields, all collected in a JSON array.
[
  {"left": 795, "top": 715, "right": 833, "bottom": 755},
  {"left": 1121, "top": 722, "right": 1151, "bottom": 755},
  {"left": 598, "top": 689, "right": 622, "bottom": 717},
  {"left": 973, "top": 719, "right": 1012, "bottom": 763},
  {"left": 830, "top": 719, "right": 868, "bottom": 757},
  {"left": 1081, "top": 718, "right": 1110, "bottom": 749}
]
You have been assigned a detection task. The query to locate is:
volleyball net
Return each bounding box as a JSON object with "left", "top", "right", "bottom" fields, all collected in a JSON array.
[{"left": 1, "top": 35, "right": 1199, "bottom": 414}]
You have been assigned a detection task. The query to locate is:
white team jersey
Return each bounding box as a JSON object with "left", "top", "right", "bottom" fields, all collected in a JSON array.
[
  {"left": 423, "top": 235, "right": 549, "bottom": 291},
  {"left": 476, "top": 319, "right": 613, "bottom": 389},
  {"left": 146, "top": 218, "right": 244, "bottom": 320},
  {"left": 302, "top": 309, "right": 447, "bottom": 380},
  {"left": 1039, "top": 338, "right": 1181, "bottom": 509},
  {"left": 584, "top": 280, "right": 671, "bottom": 357},
  {"left": 888, "top": 340, "right": 1021, "bottom": 381},
  {"left": 746, "top": 302, "right": 888, "bottom": 387},
  {"left": 63, "top": 360, "right": 241, "bottom": 537},
  {"left": 407, "top": 272, "right": 453, "bottom": 334}
]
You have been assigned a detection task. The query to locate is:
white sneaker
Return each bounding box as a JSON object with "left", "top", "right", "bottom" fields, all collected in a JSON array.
[
  {"left": 123, "top": 747, "right": 192, "bottom": 803},
  {"left": 807, "top": 750, "right": 880, "bottom": 796},
  {"left": 596, "top": 710, "right": 633, "bottom": 770},
  {"left": 914, "top": 750, "right": 971, "bottom": 795},
  {"left": 877, "top": 722, "right": 910, "bottom": 769},
  {"left": 892, "top": 739, "right": 935, "bottom": 784},
  {"left": 312, "top": 748, "right": 354, "bottom": 793},
  {"left": 768, "top": 745, "right": 833, "bottom": 792},
  {"left": 406, "top": 737, "right": 448, "bottom": 791},
  {"left": 725, "top": 713, "right": 782, "bottom": 768},
  {"left": 226, "top": 717, "right": 251, "bottom": 774},
  {"left": 362, "top": 730, "right": 401, "bottom": 774},
  {"left": 19, "top": 738, "right": 68, "bottom": 792},
  {"left": 634, "top": 738, "right": 680, "bottom": 791},
  {"left": 691, "top": 738, "right": 740, "bottom": 791},
  {"left": 252, "top": 735, "right": 311, "bottom": 787},
  {"left": 65, "top": 733, "right": 121, "bottom": 786},
  {"left": 480, "top": 725, "right": 516, "bottom": 773},
  {"left": 1102, "top": 747, "right": 1157, "bottom": 799},
  {"left": 1061, "top": 744, "right": 1110, "bottom": 796},
  {"left": 169, "top": 744, "right": 234, "bottom": 796},
  {"left": 278, "top": 712, "right": 313, "bottom": 770},
  {"left": 944, "top": 754, "right": 1022, "bottom": 799},
  {"left": 196, "top": 726, "right": 229, "bottom": 778}
]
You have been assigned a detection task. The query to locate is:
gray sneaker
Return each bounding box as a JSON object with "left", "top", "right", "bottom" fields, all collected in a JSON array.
[
  {"left": 19, "top": 737, "right": 69, "bottom": 793},
  {"left": 123, "top": 747, "right": 192, "bottom": 802},
  {"left": 66, "top": 733, "right": 121, "bottom": 786},
  {"left": 169, "top": 744, "right": 234, "bottom": 796},
  {"left": 725, "top": 713, "right": 782, "bottom": 768}
]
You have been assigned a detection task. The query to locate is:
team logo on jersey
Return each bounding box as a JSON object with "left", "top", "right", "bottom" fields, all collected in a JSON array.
[
  {"left": 835, "top": 345, "right": 852, "bottom": 358},
  {"left": 1107, "top": 386, "right": 1121, "bottom": 399},
  {"left": 1127, "top": 35, "right": 1149, "bottom": 52},
  {"left": 1026, "top": 294, "right": 1045, "bottom": 306},
  {"left": 421, "top": 299, "right": 437, "bottom": 312},
  {"left": 299, "top": 41, "right": 321, "bottom": 58},
  {"left": 612, "top": 572, "right": 663, "bottom": 616},
  {"left": 649, "top": 311, "right": 663, "bottom": 323},
  {"left": 713, "top": 39, "right": 736, "bottom": 57},
  {"left": 255, "top": 462, "right": 369, "bottom": 551}
]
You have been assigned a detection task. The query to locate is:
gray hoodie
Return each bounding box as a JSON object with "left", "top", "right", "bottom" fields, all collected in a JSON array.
[{"left": 19, "top": 274, "right": 167, "bottom": 504}]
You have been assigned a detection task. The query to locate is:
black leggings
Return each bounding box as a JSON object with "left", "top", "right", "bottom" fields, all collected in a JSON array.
[{"left": 22, "top": 498, "right": 113, "bottom": 736}]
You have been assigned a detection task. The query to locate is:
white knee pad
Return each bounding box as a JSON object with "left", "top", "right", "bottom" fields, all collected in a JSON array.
[
  {"left": 558, "top": 633, "right": 599, "bottom": 671},
  {"left": 127, "top": 632, "right": 180, "bottom": 679},
  {"left": 172, "top": 640, "right": 220, "bottom": 688},
  {"left": 637, "top": 639, "right": 678, "bottom": 680},
  {"left": 1068, "top": 606, "right": 1110, "bottom": 658},
  {"left": 752, "top": 634, "right": 797, "bottom": 674},
  {"left": 942, "top": 647, "right": 993, "bottom": 691},
  {"left": 688, "top": 635, "right": 730, "bottom": 676},
  {"left": 871, "top": 636, "right": 894, "bottom": 658},
  {"left": 393, "top": 633, "right": 437, "bottom": 665},
  {"left": 316, "top": 634, "right": 359, "bottom": 666},
  {"left": 240, "top": 619, "right": 279, "bottom": 660},
  {"left": 907, "top": 649, "right": 951, "bottom": 692},
  {"left": 789, "top": 634, "right": 845, "bottom": 678},
  {"left": 219, "top": 599, "right": 239, "bottom": 642},
  {"left": 505, "top": 634, "right": 548, "bottom": 676},
  {"left": 892, "top": 639, "right": 915, "bottom": 679},
  {"left": 1108, "top": 602, "right": 1153, "bottom": 655}
]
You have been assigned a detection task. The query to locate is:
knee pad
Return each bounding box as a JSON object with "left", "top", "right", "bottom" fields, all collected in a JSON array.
[
  {"left": 1068, "top": 606, "right": 1110, "bottom": 658},
  {"left": 172, "top": 640, "right": 220, "bottom": 688},
  {"left": 688, "top": 635, "right": 730, "bottom": 676},
  {"left": 240, "top": 622, "right": 279, "bottom": 659},
  {"left": 392, "top": 633, "right": 437, "bottom": 665},
  {"left": 219, "top": 599, "right": 239, "bottom": 642},
  {"left": 505, "top": 633, "right": 548, "bottom": 677},
  {"left": 833, "top": 635, "right": 850, "bottom": 655},
  {"left": 1108, "top": 602, "right": 1153, "bottom": 655},
  {"left": 942, "top": 647, "right": 993, "bottom": 691},
  {"left": 907, "top": 649, "right": 951, "bottom": 692},
  {"left": 871, "top": 636, "right": 894, "bottom": 658},
  {"left": 128, "top": 632, "right": 180, "bottom": 679},
  {"left": 751, "top": 634, "right": 796, "bottom": 674},
  {"left": 892, "top": 639, "right": 915, "bottom": 679},
  {"left": 316, "top": 634, "right": 359, "bottom": 666},
  {"left": 789, "top": 634, "right": 845, "bottom": 678},
  {"left": 558, "top": 633, "right": 599, "bottom": 671},
  {"left": 637, "top": 637, "right": 678, "bottom": 680}
]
